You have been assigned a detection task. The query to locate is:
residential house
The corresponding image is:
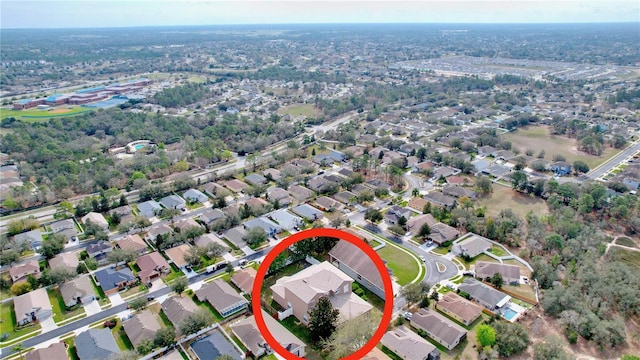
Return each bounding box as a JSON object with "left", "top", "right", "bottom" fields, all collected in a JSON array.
[
  {"left": 14, "top": 288, "right": 52, "bottom": 325},
  {"left": 493, "top": 150, "right": 516, "bottom": 162},
  {"left": 14, "top": 229, "right": 43, "bottom": 250},
  {"left": 223, "top": 226, "right": 248, "bottom": 249},
  {"left": 268, "top": 209, "right": 303, "bottom": 231},
  {"left": 483, "top": 163, "right": 511, "bottom": 178},
  {"left": 471, "top": 159, "right": 490, "bottom": 175},
  {"left": 362, "top": 347, "right": 393, "bottom": 360},
  {"left": 224, "top": 179, "right": 250, "bottom": 193},
  {"left": 194, "top": 233, "right": 227, "bottom": 250},
  {"left": 173, "top": 217, "right": 203, "bottom": 232},
  {"left": 190, "top": 329, "right": 243, "bottom": 360},
  {"left": 410, "top": 308, "right": 467, "bottom": 350},
  {"left": 94, "top": 267, "right": 137, "bottom": 295},
  {"left": 442, "top": 185, "right": 477, "bottom": 200},
  {"left": 407, "top": 197, "right": 429, "bottom": 213},
  {"left": 123, "top": 309, "right": 163, "bottom": 347},
  {"left": 263, "top": 168, "right": 282, "bottom": 181},
  {"left": 109, "top": 205, "right": 134, "bottom": 225},
  {"left": 183, "top": 189, "right": 209, "bottom": 204},
  {"left": 86, "top": 240, "right": 112, "bottom": 265},
  {"left": 231, "top": 310, "right": 306, "bottom": 358},
  {"left": 412, "top": 161, "right": 435, "bottom": 173},
  {"left": 137, "top": 200, "right": 162, "bottom": 219},
  {"left": 385, "top": 205, "right": 413, "bottom": 226},
  {"left": 380, "top": 326, "right": 440, "bottom": 360},
  {"left": 431, "top": 166, "right": 460, "bottom": 180},
  {"left": 424, "top": 192, "right": 456, "bottom": 209},
  {"left": 337, "top": 167, "right": 354, "bottom": 178},
  {"left": 25, "top": 343, "right": 68, "bottom": 360},
  {"left": 244, "top": 217, "right": 281, "bottom": 237},
  {"left": 315, "top": 196, "right": 344, "bottom": 212},
  {"left": 446, "top": 176, "right": 469, "bottom": 187},
  {"left": 75, "top": 328, "right": 120, "bottom": 360},
  {"left": 161, "top": 296, "right": 199, "bottom": 330},
  {"left": 49, "top": 251, "right": 79, "bottom": 272},
  {"left": 194, "top": 279, "right": 248, "bottom": 318},
  {"left": 551, "top": 161, "right": 572, "bottom": 176},
  {"left": 475, "top": 261, "right": 521, "bottom": 284},
  {"left": 165, "top": 244, "right": 191, "bottom": 269},
  {"left": 59, "top": 276, "right": 95, "bottom": 308},
  {"left": 329, "top": 240, "right": 386, "bottom": 299},
  {"left": 136, "top": 251, "right": 171, "bottom": 283},
  {"left": 436, "top": 292, "right": 483, "bottom": 326},
  {"left": 49, "top": 218, "right": 78, "bottom": 240},
  {"left": 288, "top": 184, "right": 314, "bottom": 202},
  {"left": 457, "top": 278, "right": 511, "bottom": 311},
  {"left": 201, "top": 182, "right": 227, "bottom": 198},
  {"left": 333, "top": 191, "right": 357, "bottom": 205},
  {"left": 245, "top": 197, "right": 270, "bottom": 213},
  {"left": 271, "top": 261, "right": 372, "bottom": 325},
  {"left": 266, "top": 187, "right": 292, "bottom": 207},
  {"left": 429, "top": 223, "right": 460, "bottom": 245},
  {"left": 407, "top": 214, "right": 437, "bottom": 236},
  {"left": 307, "top": 176, "right": 332, "bottom": 193},
  {"left": 81, "top": 212, "right": 109, "bottom": 230},
  {"left": 244, "top": 173, "right": 268, "bottom": 186},
  {"left": 199, "top": 208, "right": 226, "bottom": 226},
  {"left": 160, "top": 194, "right": 186, "bottom": 210},
  {"left": 115, "top": 234, "right": 147, "bottom": 255},
  {"left": 312, "top": 153, "right": 335, "bottom": 166},
  {"left": 145, "top": 223, "right": 173, "bottom": 241},
  {"left": 452, "top": 234, "right": 491, "bottom": 258},
  {"left": 365, "top": 178, "right": 392, "bottom": 191},
  {"left": 231, "top": 267, "right": 257, "bottom": 294},
  {"left": 291, "top": 204, "right": 324, "bottom": 221},
  {"left": 10, "top": 259, "right": 41, "bottom": 283}
]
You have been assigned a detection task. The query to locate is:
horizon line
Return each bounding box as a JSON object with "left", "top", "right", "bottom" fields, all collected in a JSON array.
[{"left": 2, "top": 20, "right": 639, "bottom": 31}]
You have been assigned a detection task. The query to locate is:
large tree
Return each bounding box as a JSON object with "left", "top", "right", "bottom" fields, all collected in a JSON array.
[
  {"left": 476, "top": 324, "right": 497, "bottom": 348},
  {"left": 243, "top": 227, "right": 267, "bottom": 247},
  {"left": 321, "top": 312, "right": 382, "bottom": 360},
  {"left": 170, "top": 277, "right": 188, "bottom": 296},
  {"left": 493, "top": 321, "right": 530, "bottom": 357},
  {"left": 309, "top": 295, "right": 340, "bottom": 342},
  {"left": 533, "top": 336, "right": 572, "bottom": 360},
  {"left": 106, "top": 248, "right": 138, "bottom": 264},
  {"left": 400, "top": 282, "right": 430, "bottom": 307},
  {"left": 41, "top": 233, "right": 67, "bottom": 259},
  {"left": 179, "top": 309, "right": 215, "bottom": 335}
]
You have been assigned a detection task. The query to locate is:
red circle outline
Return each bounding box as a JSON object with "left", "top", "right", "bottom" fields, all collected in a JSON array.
[{"left": 251, "top": 227, "right": 394, "bottom": 360}]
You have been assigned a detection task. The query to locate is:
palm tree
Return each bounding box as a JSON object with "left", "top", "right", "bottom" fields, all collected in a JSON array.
[{"left": 12, "top": 343, "right": 25, "bottom": 360}]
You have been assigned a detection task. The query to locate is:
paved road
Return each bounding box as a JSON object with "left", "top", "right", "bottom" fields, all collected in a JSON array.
[{"left": 587, "top": 140, "right": 640, "bottom": 180}]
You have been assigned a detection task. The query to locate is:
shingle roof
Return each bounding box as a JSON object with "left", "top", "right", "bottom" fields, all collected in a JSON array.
[
  {"left": 60, "top": 276, "right": 94, "bottom": 305},
  {"left": 458, "top": 278, "right": 511, "bottom": 309},
  {"left": 14, "top": 288, "right": 51, "bottom": 322},
  {"left": 195, "top": 279, "right": 247, "bottom": 314},
  {"left": 436, "top": 292, "right": 483, "bottom": 324},
  {"left": 411, "top": 308, "right": 467, "bottom": 348},
  {"left": 380, "top": 326, "right": 437, "bottom": 360},
  {"left": 231, "top": 310, "right": 305, "bottom": 357},
  {"left": 329, "top": 240, "right": 383, "bottom": 290},
  {"left": 161, "top": 296, "right": 199, "bottom": 329},
  {"left": 122, "top": 309, "right": 162, "bottom": 346},
  {"left": 25, "top": 342, "right": 68, "bottom": 360},
  {"left": 75, "top": 328, "right": 120, "bottom": 360},
  {"left": 230, "top": 267, "right": 257, "bottom": 293},
  {"left": 94, "top": 267, "right": 135, "bottom": 292}
]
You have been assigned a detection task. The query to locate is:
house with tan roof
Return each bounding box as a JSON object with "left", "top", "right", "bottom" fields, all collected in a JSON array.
[
  {"left": 475, "top": 261, "right": 521, "bottom": 284},
  {"left": 81, "top": 212, "right": 109, "bottom": 230},
  {"left": 380, "top": 326, "right": 440, "bottom": 360},
  {"left": 164, "top": 244, "right": 191, "bottom": 269},
  {"left": 136, "top": 251, "right": 171, "bottom": 282},
  {"left": 14, "top": 288, "right": 52, "bottom": 325},
  {"left": 145, "top": 223, "right": 173, "bottom": 241},
  {"left": 59, "top": 276, "right": 96, "bottom": 307},
  {"left": 161, "top": 296, "right": 199, "bottom": 330},
  {"left": 230, "top": 267, "right": 257, "bottom": 294},
  {"left": 48, "top": 251, "right": 80, "bottom": 272},
  {"left": 435, "top": 292, "right": 483, "bottom": 326},
  {"left": 25, "top": 342, "right": 68, "bottom": 360},
  {"left": 452, "top": 234, "right": 491, "bottom": 258},
  {"left": 407, "top": 214, "right": 437, "bottom": 236},
  {"left": 195, "top": 279, "right": 248, "bottom": 318},
  {"left": 173, "top": 217, "right": 202, "bottom": 232},
  {"left": 407, "top": 197, "right": 429, "bottom": 213},
  {"left": 428, "top": 222, "right": 460, "bottom": 245},
  {"left": 231, "top": 309, "right": 306, "bottom": 358},
  {"left": 271, "top": 261, "right": 372, "bottom": 325},
  {"left": 115, "top": 234, "right": 147, "bottom": 255},
  {"left": 224, "top": 179, "right": 250, "bottom": 193},
  {"left": 123, "top": 309, "right": 163, "bottom": 347},
  {"left": 329, "top": 240, "right": 389, "bottom": 299},
  {"left": 10, "top": 259, "right": 41, "bottom": 283},
  {"left": 411, "top": 308, "right": 467, "bottom": 350}
]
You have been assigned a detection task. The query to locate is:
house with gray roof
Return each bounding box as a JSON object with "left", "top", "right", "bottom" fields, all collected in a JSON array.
[
  {"left": 14, "top": 229, "right": 43, "bottom": 250},
  {"left": 75, "top": 328, "right": 120, "bottom": 360},
  {"left": 288, "top": 184, "right": 314, "bottom": 201},
  {"left": 223, "top": 226, "right": 248, "bottom": 248},
  {"left": 457, "top": 278, "right": 511, "bottom": 311},
  {"left": 199, "top": 208, "right": 226, "bottom": 225},
  {"left": 266, "top": 187, "right": 292, "bottom": 206},
  {"left": 190, "top": 329, "right": 243, "bottom": 360},
  {"left": 244, "top": 173, "right": 268, "bottom": 186},
  {"left": 483, "top": 163, "right": 511, "bottom": 178},
  {"left": 160, "top": 194, "right": 186, "bottom": 210},
  {"left": 195, "top": 279, "right": 248, "bottom": 317},
  {"left": 411, "top": 308, "right": 467, "bottom": 350},
  {"left": 268, "top": 209, "right": 303, "bottom": 231},
  {"left": 145, "top": 223, "right": 173, "bottom": 241},
  {"left": 59, "top": 276, "right": 95, "bottom": 308},
  {"left": 291, "top": 204, "right": 324, "bottom": 221},
  {"left": 86, "top": 240, "right": 112, "bottom": 265},
  {"left": 231, "top": 310, "right": 306, "bottom": 358},
  {"left": 475, "top": 261, "right": 521, "bottom": 284},
  {"left": 244, "top": 217, "right": 281, "bottom": 237},
  {"left": 161, "top": 296, "right": 199, "bottom": 329},
  {"left": 424, "top": 192, "right": 456, "bottom": 209},
  {"left": 94, "top": 267, "right": 136, "bottom": 295},
  {"left": 49, "top": 218, "right": 78, "bottom": 240},
  {"left": 452, "top": 234, "right": 491, "bottom": 258},
  {"left": 381, "top": 326, "right": 440, "bottom": 360},
  {"left": 471, "top": 159, "right": 490, "bottom": 175},
  {"left": 137, "top": 200, "right": 162, "bottom": 219},
  {"left": 183, "top": 189, "right": 209, "bottom": 204},
  {"left": 333, "top": 191, "right": 357, "bottom": 205},
  {"left": 329, "top": 240, "right": 387, "bottom": 299}
]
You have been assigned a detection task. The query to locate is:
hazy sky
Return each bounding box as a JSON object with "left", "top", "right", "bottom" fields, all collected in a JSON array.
[{"left": 2, "top": 0, "right": 639, "bottom": 29}]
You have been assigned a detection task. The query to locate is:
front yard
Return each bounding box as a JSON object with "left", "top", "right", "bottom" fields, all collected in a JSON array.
[
  {"left": 376, "top": 244, "right": 420, "bottom": 285},
  {"left": 47, "top": 288, "right": 86, "bottom": 324},
  {"left": 0, "top": 302, "right": 41, "bottom": 344}
]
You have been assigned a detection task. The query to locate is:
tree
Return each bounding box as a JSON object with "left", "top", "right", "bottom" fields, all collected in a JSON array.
[
  {"left": 204, "top": 242, "right": 226, "bottom": 258},
  {"left": 400, "top": 282, "right": 429, "bottom": 307},
  {"left": 493, "top": 321, "right": 530, "bottom": 357},
  {"left": 136, "top": 338, "right": 154, "bottom": 355},
  {"left": 476, "top": 176, "right": 493, "bottom": 195},
  {"left": 243, "top": 227, "right": 267, "bottom": 247},
  {"left": 153, "top": 327, "right": 176, "bottom": 348},
  {"left": 533, "top": 336, "right": 572, "bottom": 360},
  {"left": 41, "top": 267, "right": 76, "bottom": 286},
  {"left": 476, "top": 324, "right": 497, "bottom": 348},
  {"left": 179, "top": 309, "right": 215, "bottom": 335},
  {"left": 12, "top": 344, "right": 25, "bottom": 360},
  {"left": 418, "top": 223, "right": 431, "bottom": 239},
  {"left": 129, "top": 296, "right": 148, "bottom": 311},
  {"left": 0, "top": 249, "right": 20, "bottom": 266},
  {"left": 184, "top": 246, "right": 203, "bottom": 267},
  {"left": 171, "top": 277, "right": 188, "bottom": 296},
  {"left": 490, "top": 273, "right": 504, "bottom": 289},
  {"left": 510, "top": 171, "right": 528, "bottom": 192},
  {"left": 309, "top": 295, "right": 340, "bottom": 342},
  {"left": 321, "top": 312, "right": 382, "bottom": 360},
  {"left": 364, "top": 208, "right": 383, "bottom": 223},
  {"left": 10, "top": 282, "right": 32, "bottom": 296},
  {"left": 113, "top": 350, "right": 140, "bottom": 360},
  {"left": 41, "top": 233, "right": 66, "bottom": 259},
  {"left": 107, "top": 248, "right": 138, "bottom": 264},
  {"left": 572, "top": 160, "right": 589, "bottom": 174},
  {"left": 54, "top": 201, "right": 74, "bottom": 220}
]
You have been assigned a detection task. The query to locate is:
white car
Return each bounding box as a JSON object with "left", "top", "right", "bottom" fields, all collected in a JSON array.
[{"left": 419, "top": 255, "right": 426, "bottom": 262}]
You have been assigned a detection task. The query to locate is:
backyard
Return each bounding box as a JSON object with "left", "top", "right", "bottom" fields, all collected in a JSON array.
[
  {"left": 503, "top": 125, "right": 621, "bottom": 169},
  {"left": 111, "top": 319, "right": 134, "bottom": 351},
  {"left": 477, "top": 185, "right": 548, "bottom": 218}
]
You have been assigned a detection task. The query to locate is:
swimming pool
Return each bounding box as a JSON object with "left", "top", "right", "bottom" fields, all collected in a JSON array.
[
  {"left": 134, "top": 144, "right": 145, "bottom": 150},
  {"left": 503, "top": 308, "right": 518, "bottom": 321}
]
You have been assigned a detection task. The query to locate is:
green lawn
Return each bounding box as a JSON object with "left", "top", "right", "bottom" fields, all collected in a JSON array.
[
  {"left": 280, "top": 316, "right": 312, "bottom": 345},
  {"left": 488, "top": 246, "right": 508, "bottom": 257},
  {"left": 191, "top": 294, "right": 224, "bottom": 322},
  {"left": 477, "top": 185, "right": 549, "bottom": 219},
  {"left": 47, "top": 288, "right": 86, "bottom": 324},
  {"left": 615, "top": 237, "right": 636, "bottom": 248},
  {"left": 376, "top": 244, "right": 420, "bottom": 285},
  {"left": 460, "top": 254, "right": 496, "bottom": 270},
  {"left": 112, "top": 320, "right": 134, "bottom": 351},
  {"left": 432, "top": 246, "right": 451, "bottom": 255},
  {"left": 121, "top": 284, "right": 147, "bottom": 299},
  {"left": 0, "top": 106, "right": 93, "bottom": 122},
  {"left": 277, "top": 103, "right": 319, "bottom": 117},
  {"left": 0, "top": 302, "right": 41, "bottom": 344},
  {"left": 64, "top": 337, "right": 80, "bottom": 360}
]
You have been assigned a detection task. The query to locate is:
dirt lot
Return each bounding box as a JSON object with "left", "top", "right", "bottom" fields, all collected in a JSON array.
[{"left": 477, "top": 184, "right": 549, "bottom": 219}]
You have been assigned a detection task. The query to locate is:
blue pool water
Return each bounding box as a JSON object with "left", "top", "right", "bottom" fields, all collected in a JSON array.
[
  {"left": 134, "top": 144, "right": 145, "bottom": 150},
  {"left": 503, "top": 308, "right": 518, "bottom": 320}
]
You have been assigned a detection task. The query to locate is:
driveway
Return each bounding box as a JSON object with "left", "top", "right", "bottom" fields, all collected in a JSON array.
[
  {"left": 39, "top": 316, "right": 57, "bottom": 332},
  {"left": 84, "top": 300, "right": 102, "bottom": 316},
  {"left": 108, "top": 293, "right": 124, "bottom": 306}
]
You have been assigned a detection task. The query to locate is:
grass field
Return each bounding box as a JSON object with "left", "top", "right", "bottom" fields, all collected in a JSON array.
[
  {"left": 0, "top": 106, "right": 92, "bottom": 122},
  {"left": 0, "top": 302, "right": 41, "bottom": 343},
  {"left": 377, "top": 244, "right": 420, "bottom": 285},
  {"left": 610, "top": 247, "right": 640, "bottom": 270},
  {"left": 503, "top": 125, "right": 621, "bottom": 169},
  {"left": 477, "top": 185, "right": 548, "bottom": 218},
  {"left": 277, "top": 103, "right": 319, "bottom": 117},
  {"left": 111, "top": 319, "right": 134, "bottom": 351},
  {"left": 48, "top": 288, "right": 86, "bottom": 324},
  {"left": 615, "top": 237, "right": 637, "bottom": 248}
]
